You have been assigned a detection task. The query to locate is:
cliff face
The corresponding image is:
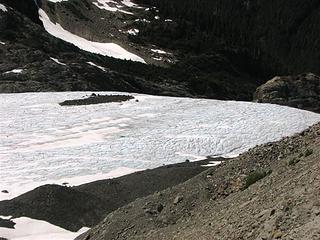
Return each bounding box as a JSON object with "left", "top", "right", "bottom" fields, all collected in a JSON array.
[
  {"left": 254, "top": 73, "right": 320, "bottom": 113},
  {"left": 2, "top": 0, "right": 42, "bottom": 25},
  {"left": 136, "top": 0, "right": 320, "bottom": 76}
]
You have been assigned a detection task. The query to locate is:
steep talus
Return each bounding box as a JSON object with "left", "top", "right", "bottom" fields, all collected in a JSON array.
[{"left": 78, "top": 123, "right": 320, "bottom": 240}]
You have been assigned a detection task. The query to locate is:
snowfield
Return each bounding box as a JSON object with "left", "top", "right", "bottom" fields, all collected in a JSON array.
[
  {"left": 38, "top": 9, "right": 145, "bottom": 63},
  {"left": 1, "top": 92, "right": 320, "bottom": 203}
]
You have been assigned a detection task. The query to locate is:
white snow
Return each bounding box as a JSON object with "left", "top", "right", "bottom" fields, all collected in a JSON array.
[
  {"left": 1, "top": 92, "right": 320, "bottom": 202},
  {"left": 48, "top": 0, "right": 69, "bottom": 2},
  {"left": 0, "top": 4, "right": 7, "bottom": 12},
  {"left": 151, "top": 49, "right": 167, "bottom": 54},
  {"left": 0, "top": 217, "right": 89, "bottom": 240},
  {"left": 152, "top": 56, "right": 163, "bottom": 61},
  {"left": 38, "top": 9, "right": 145, "bottom": 63},
  {"left": 93, "top": 0, "right": 133, "bottom": 15},
  {"left": 87, "top": 61, "right": 106, "bottom": 72},
  {"left": 121, "top": 0, "right": 136, "bottom": 7},
  {"left": 127, "top": 28, "right": 139, "bottom": 35},
  {"left": 165, "top": 19, "right": 173, "bottom": 22},
  {"left": 155, "top": 16, "right": 160, "bottom": 20},
  {"left": 0, "top": 41, "right": 6, "bottom": 45},
  {"left": 50, "top": 57, "right": 67, "bottom": 66},
  {"left": 4, "top": 69, "right": 24, "bottom": 74}
]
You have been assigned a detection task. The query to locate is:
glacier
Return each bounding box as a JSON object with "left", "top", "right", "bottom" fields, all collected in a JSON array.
[{"left": 0, "top": 92, "right": 320, "bottom": 201}]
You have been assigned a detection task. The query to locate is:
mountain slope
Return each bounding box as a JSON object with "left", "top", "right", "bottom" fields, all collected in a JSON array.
[
  {"left": 77, "top": 122, "right": 320, "bottom": 240},
  {"left": 0, "top": 0, "right": 261, "bottom": 100},
  {"left": 0, "top": 1, "right": 192, "bottom": 95}
]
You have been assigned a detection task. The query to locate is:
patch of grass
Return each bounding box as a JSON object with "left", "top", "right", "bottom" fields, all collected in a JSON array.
[{"left": 241, "top": 170, "right": 271, "bottom": 190}]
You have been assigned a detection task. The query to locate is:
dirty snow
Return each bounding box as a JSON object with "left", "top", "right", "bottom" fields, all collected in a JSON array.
[
  {"left": 38, "top": 9, "right": 145, "bottom": 63},
  {"left": 1, "top": 92, "right": 320, "bottom": 202}
]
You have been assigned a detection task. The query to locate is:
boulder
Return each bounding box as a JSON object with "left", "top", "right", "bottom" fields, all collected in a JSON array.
[{"left": 254, "top": 73, "right": 320, "bottom": 113}]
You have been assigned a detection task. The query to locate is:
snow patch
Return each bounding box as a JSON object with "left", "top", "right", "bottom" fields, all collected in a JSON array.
[
  {"left": 201, "top": 161, "right": 223, "bottom": 167},
  {"left": 38, "top": 9, "right": 145, "bottom": 63},
  {"left": 127, "top": 28, "right": 139, "bottom": 35},
  {"left": 0, "top": 41, "right": 6, "bottom": 45},
  {"left": 50, "top": 57, "right": 67, "bottom": 66},
  {"left": 152, "top": 56, "right": 163, "bottom": 61},
  {"left": 48, "top": 0, "right": 69, "bottom": 2},
  {"left": 0, "top": 217, "right": 89, "bottom": 240},
  {"left": 4, "top": 69, "right": 24, "bottom": 74},
  {"left": 87, "top": 61, "right": 107, "bottom": 72},
  {"left": 121, "top": 0, "right": 136, "bottom": 7},
  {"left": 151, "top": 49, "right": 167, "bottom": 54},
  {"left": 0, "top": 3, "right": 7, "bottom": 12},
  {"left": 93, "top": 0, "right": 133, "bottom": 15}
]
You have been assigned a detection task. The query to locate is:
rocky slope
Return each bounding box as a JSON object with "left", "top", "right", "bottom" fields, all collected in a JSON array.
[
  {"left": 254, "top": 73, "right": 320, "bottom": 113},
  {"left": 0, "top": 0, "right": 258, "bottom": 100},
  {"left": 77, "top": 122, "right": 320, "bottom": 240},
  {"left": 0, "top": 1, "right": 193, "bottom": 95}
]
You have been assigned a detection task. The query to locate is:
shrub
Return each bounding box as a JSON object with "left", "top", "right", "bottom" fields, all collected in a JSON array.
[
  {"left": 288, "top": 158, "right": 300, "bottom": 166},
  {"left": 304, "top": 149, "right": 313, "bottom": 157},
  {"left": 242, "top": 170, "right": 271, "bottom": 190}
]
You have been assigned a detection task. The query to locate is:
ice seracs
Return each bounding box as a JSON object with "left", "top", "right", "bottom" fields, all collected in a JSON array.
[{"left": 38, "top": 9, "right": 145, "bottom": 63}]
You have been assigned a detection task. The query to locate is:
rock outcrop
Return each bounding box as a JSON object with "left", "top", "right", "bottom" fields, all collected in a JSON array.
[{"left": 254, "top": 73, "right": 320, "bottom": 113}]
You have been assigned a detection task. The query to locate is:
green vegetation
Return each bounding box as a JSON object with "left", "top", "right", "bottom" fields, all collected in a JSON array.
[
  {"left": 242, "top": 170, "right": 271, "bottom": 190},
  {"left": 288, "top": 158, "right": 300, "bottom": 166},
  {"left": 304, "top": 148, "right": 314, "bottom": 157}
]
